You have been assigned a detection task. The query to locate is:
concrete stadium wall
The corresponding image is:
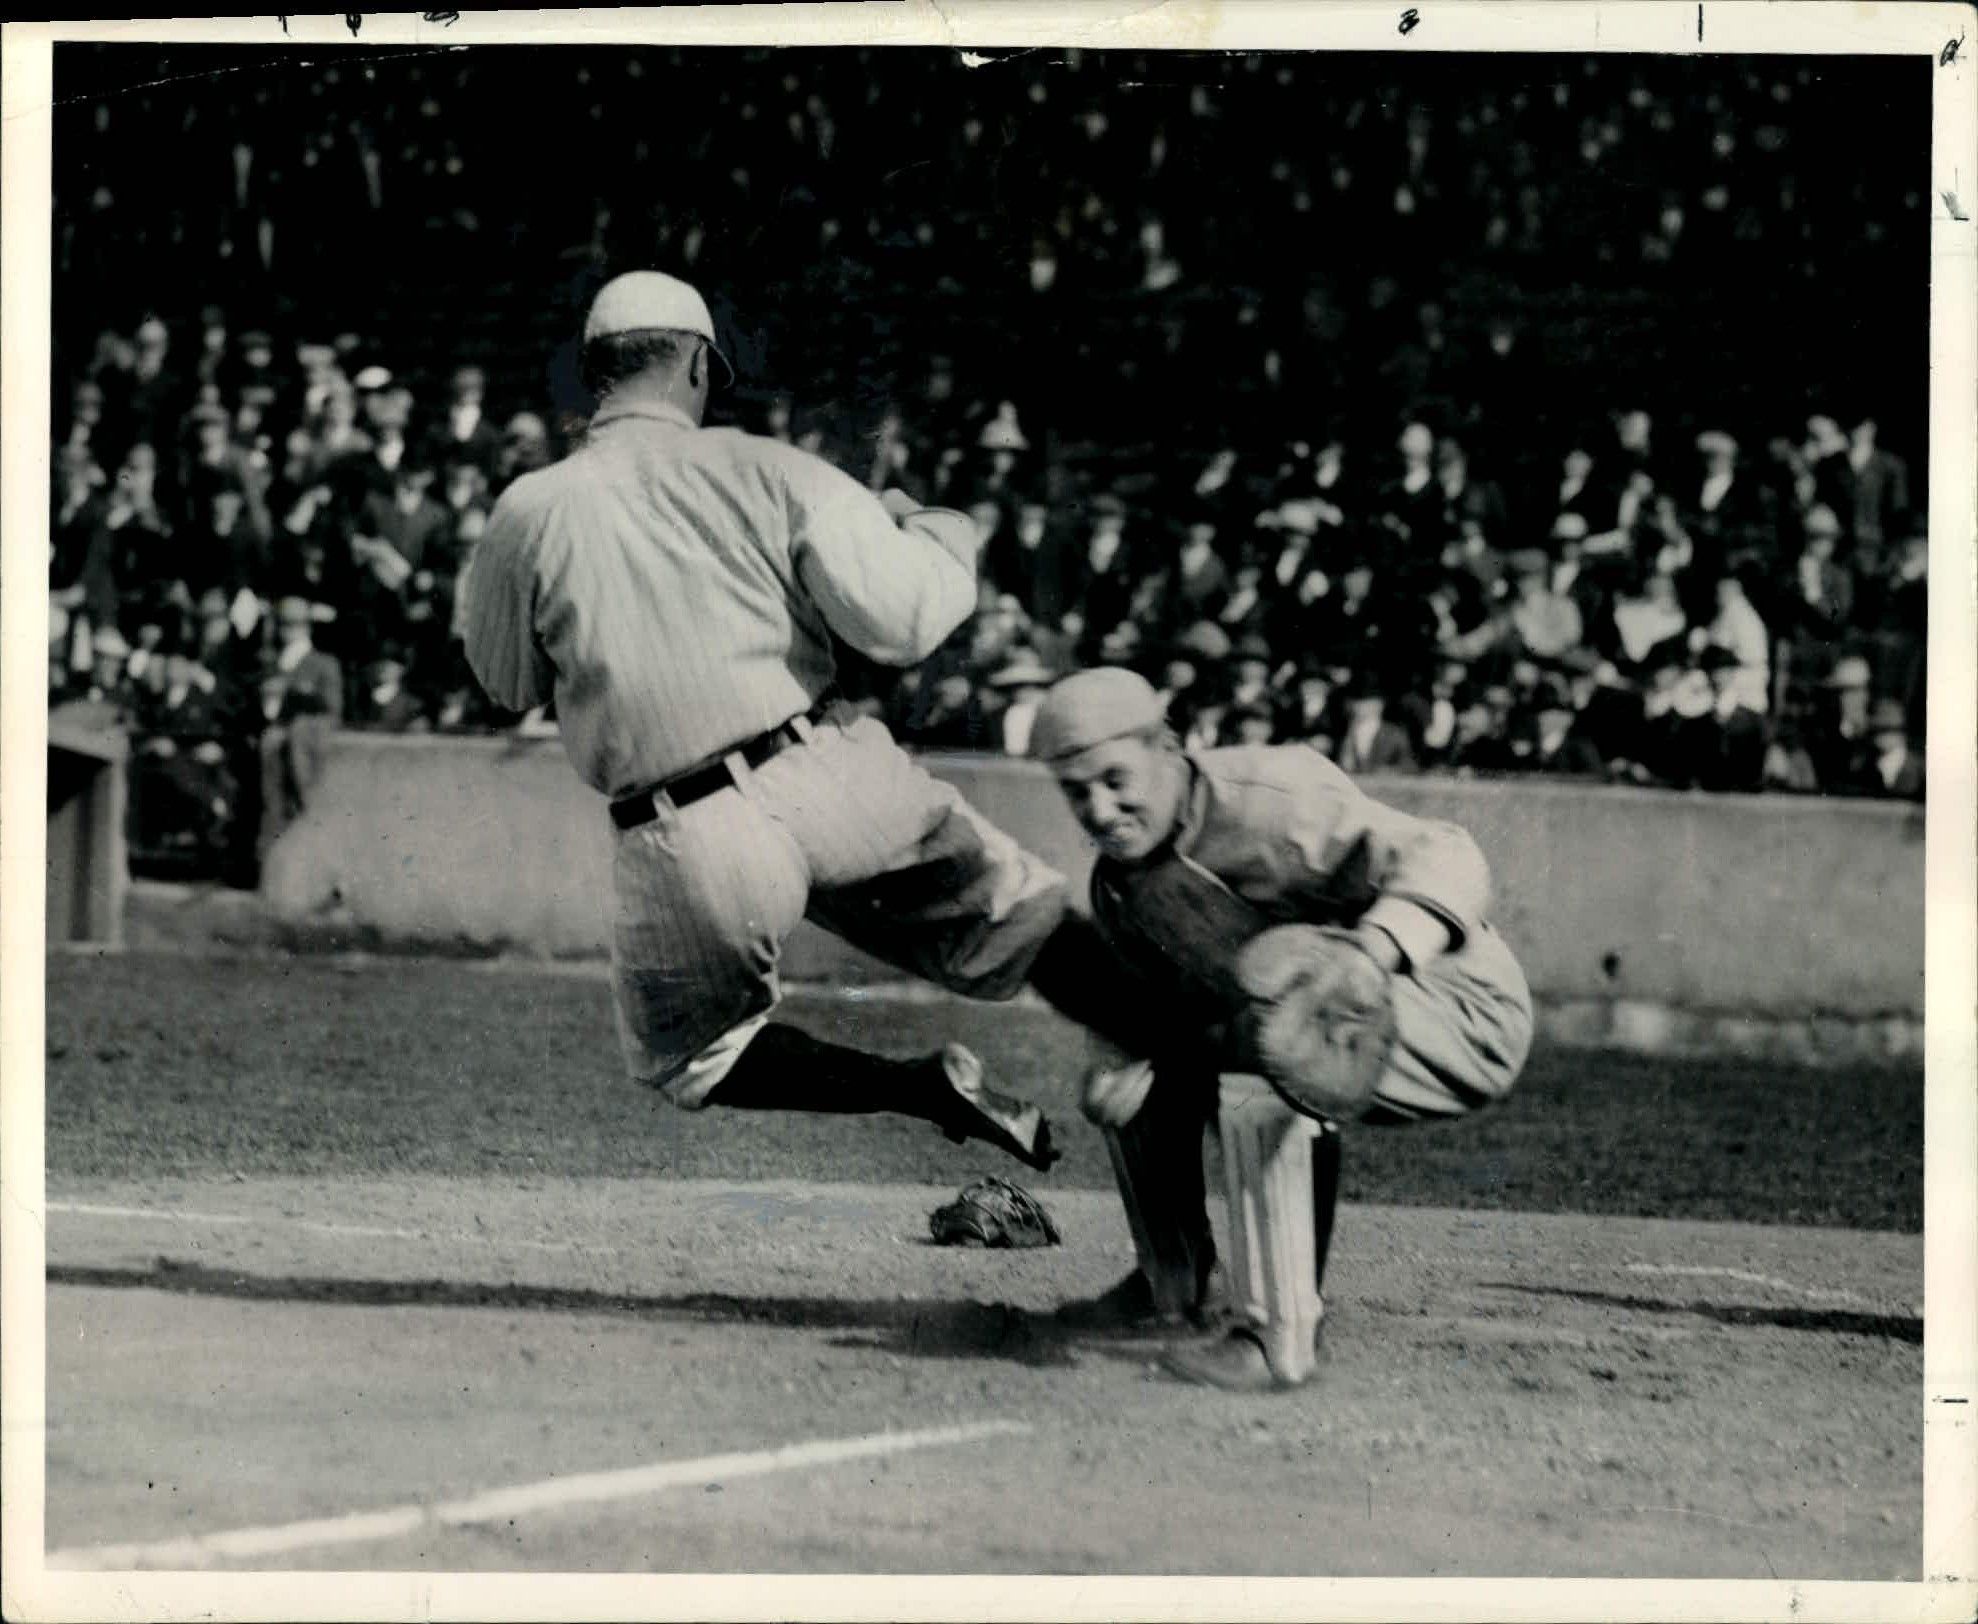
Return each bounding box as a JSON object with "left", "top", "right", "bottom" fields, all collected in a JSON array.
[{"left": 259, "top": 732, "right": 1924, "bottom": 1051}]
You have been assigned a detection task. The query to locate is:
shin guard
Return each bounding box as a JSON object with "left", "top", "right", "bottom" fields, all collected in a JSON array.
[{"left": 1218, "top": 1073, "right": 1323, "bottom": 1385}]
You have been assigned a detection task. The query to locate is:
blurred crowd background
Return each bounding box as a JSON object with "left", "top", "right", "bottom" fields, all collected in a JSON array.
[{"left": 48, "top": 45, "right": 1929, "bottom": 884}]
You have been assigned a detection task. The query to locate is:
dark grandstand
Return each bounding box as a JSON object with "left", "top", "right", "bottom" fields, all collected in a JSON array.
[{"left": 47, "top": 45, "right": 1930, "bottom": 882}]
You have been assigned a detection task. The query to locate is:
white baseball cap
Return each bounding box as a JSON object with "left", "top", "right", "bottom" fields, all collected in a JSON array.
[{"left": 583, "top": 271, "right": 733, "bottom": 386}]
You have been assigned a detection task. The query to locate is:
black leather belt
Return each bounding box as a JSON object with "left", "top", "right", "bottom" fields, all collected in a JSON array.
[{"left": 609, "top": 709, "right": 820, "bottom": 830}]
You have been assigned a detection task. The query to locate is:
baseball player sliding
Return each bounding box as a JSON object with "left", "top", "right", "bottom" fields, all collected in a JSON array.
[
  {"left": 1026, "top": 667, "right": 1534, "bottom": 1392},
  {"left": 462, "top": 272, "right": 1069, "bottom": 1169}
]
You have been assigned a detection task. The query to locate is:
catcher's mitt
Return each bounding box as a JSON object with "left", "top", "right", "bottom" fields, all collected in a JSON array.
[
  {"left": 929, "top": 1176, "right": 1063, "bottom": 1249},
  {"left": 1233, "top": 924, "right": 1398, "bottom": 1122}
]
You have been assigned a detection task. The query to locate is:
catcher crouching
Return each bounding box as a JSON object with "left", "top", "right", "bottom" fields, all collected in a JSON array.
[{"left": 1024, "top": 667, "right": 1533, "bottom": 1393}]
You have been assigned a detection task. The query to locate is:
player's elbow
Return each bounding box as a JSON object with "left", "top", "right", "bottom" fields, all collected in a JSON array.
[{"left": 854, "top": 575, "right": 976, "bottom": 667}]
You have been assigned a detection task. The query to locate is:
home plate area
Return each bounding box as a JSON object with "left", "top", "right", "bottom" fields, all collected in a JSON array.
[{"left": 44, "top": 1175, "right": 1920, "bottom": 1578}]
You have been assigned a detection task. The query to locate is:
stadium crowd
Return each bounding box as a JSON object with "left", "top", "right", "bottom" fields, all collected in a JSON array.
[{"left": 47, "top": 48, "right": 1928, "bottom": 880}]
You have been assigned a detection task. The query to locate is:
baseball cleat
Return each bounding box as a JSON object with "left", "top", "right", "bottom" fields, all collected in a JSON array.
[
  {"left": 933, "top": 1043, "right": 1062, "bottom": 1172},
  {"left": 1055, "top": 1259, "right": 1229, "bottom": 1335},
  {"left": 1159, "top": 1309, "right": 1327, "bottom": 1393}
]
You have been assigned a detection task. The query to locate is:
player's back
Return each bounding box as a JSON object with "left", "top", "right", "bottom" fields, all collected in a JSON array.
[{"left": 479, "top": 409, "right": 834, "bottom": 796}]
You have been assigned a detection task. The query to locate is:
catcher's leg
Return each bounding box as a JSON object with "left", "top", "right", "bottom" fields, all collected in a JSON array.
[
  {"left": 1057, "top": 1061, "right": 1221, "bottom": 1331},
  {"left": 1311, "top": 1117, "right": 1344, "bottom": 1298},
  {"left": 1164, "top": 1074, "right": 1323, "bottom": 1392}
]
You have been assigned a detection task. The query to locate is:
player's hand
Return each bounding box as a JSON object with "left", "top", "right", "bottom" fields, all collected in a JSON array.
[{"left": 878, "top": 487, "right": 921, "bottom": 522}]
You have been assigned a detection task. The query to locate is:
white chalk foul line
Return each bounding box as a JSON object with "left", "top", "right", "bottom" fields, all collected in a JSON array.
[
  {"left": 1623, "top": 1262, "right": 1910, "bottom": 1314},
  {"left": 48, "top": 1200, "right": 618, "bottom": 1255},
  {"left": 49, "top": 1417, "right": 1031, "bottom": 1570}
]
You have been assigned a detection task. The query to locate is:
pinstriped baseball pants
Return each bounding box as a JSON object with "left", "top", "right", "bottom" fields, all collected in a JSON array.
[{"left": 609, "top": 712, "right": 1067, "bottom": 1106}]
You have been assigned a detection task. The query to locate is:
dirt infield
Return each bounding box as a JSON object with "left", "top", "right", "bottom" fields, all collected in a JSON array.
[
  {"left": 44, "top": 1178, "right": 1919, "bottom": 1577},
  {"left": 36, "top": 953, "right": 1926, "bottom": 1579}
]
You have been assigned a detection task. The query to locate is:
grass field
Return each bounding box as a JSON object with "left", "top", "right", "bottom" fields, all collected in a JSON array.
[{"left": 47, "top": 952, "right": 1923, "bottom": 1231}]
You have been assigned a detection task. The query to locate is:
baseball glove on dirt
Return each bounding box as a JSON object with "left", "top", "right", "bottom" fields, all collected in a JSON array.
[
  {"left": 1234, "top": 924, "right": 1398, "bottom": 1122},
  {"left": 929, "top": 1176, "right": 1063, "bottom": 1249}
]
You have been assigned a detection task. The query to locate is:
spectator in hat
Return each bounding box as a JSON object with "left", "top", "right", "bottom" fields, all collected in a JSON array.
[
  {"left": 973, "top": 404, "right": 1030, "bottom": 507},
  {"left": 1395, "top": 656, "right": 1466, "bottom": 767},
  {"left": 1377, "top": 420, "right": 1442, "bottom": 555},
  {"left": 228, "top": 328, "right": 284, "bottom": 414},
  {"left": 985, "top": 497, "right": 1073, "bottom": 631},
  {"left": 191, "top": 305, "right": 229, "bottom": 390},
  {"left": 1261, "top": 502, "right": 1321, "bottom": 596},
  {"left": 1799, "top": 413, "right": 1856, "bottom": 520},
  {"left": 1762, "top": 712, "right": 1822, "bottom": 795},
  {"left": 358, "top": 654, "right": 429, "bottom": 733},
  {"left": 426, "top": 364, "right": 501, "bottom": 476},
  {"left": 1162, "top": 510, "right": 1229, "bottom": 628},
  {"left": 296, "top": 341, "right": 347, "bottom": 421},
  {"left": 1696, "top": 645, "right": 1768, "bottom": 793},
  {"left": 354, "top": 458, "right": 449, "bottom": 604},
  {"left": 1702, "top": 566, "right": 1771, "bottom": 713},
  {"left": 1227, "top": 698, "right": 1277, "bottom": 746},
  {"left": 1526, "top": 681, "right": 1604, "bottom": 777},
  {"left": 124, "top": 316, "right": 184, "bottom": 453},
  {"left": 1610, "top": 569, "right": 1689, "bottom": 669},
  {"left": 1225, "top": 633, "right": 1276, "bottom": 713},
  {"left": 180, "top": 399, "right": 255, "bottom": 509},
  {"left": 898, "top": 668, "right": 990, "bottom": 751},
  {"left": 1572, "top": 658, "right": 1646, "bottom": 770},
  {"left": 1334, "top": 679, "right": 1416, "bottom": 774},
  {"left": 498, "top": 411, "right": 553, "bottom": 485},
  {"left": 1214, "top": 545, "right": 1272, "bottom": 642},
  {"left": 61, "top": 379, "right": 108, "bottom": 459},
  {"left": 1267, "top": 549, "right": 1335, "bottom": 654},
  {"left": 1506, "top": 545, "right": 1584, "bottom": 661},
  {"left": 440, "top": 458, "right": 494, "bottom": 548},
  {"left": 1180, "top": 698, "right": 1230, "bottom": 752},
  {"left": 1841, "top": 699, "right": 1923, "bottom": 800},
  {"left": 1807, "top": 653, "right": 1876, "bottom": 790},
  {"left": 1067, "top": 493, "right": 1139, "bottom": 658},
  {"left": 1187, "top": 443, "right": 1249, "bottom": 531},
  {"left": 51, "top": 444, "right": 115, "bottom": 625},
  {"left": 1154, "top": 647, "right": 1205, "bottom": 716},
  {"left": 1278, "top": 662, "right": 1339, "bottom": 752},
  {"left": 185, "top": 485, "right": 269, "bottom": 602},
  {"left": 965, "top": 497, "right": 1008, "bottom": 557},
  {"left": 1433, "top": 437, "right": 1510, "bottom": 563},
  {"left": 1863, "top": 529, "right": 1927, "bottom": 719},
  {"left": 984, "top": 649, "right": 1057, "bottom": 756},
  {"left": 1684, "top": 428, "right": 1775, "bottom": 569},
  {"left": 81, "top": 624, "right": 135, "bottom": 714},
  {"left": 1847, "top": 416, "right": 1910, "bottom": 575},
  {"left": 1784, "top": 503, "right": 1855, "bottom": 651},
  {"left": 1551, "top": 444, "right": 1605, "bottom": 534},
  {"left": 1450, "top": 689, "right": 1518, "bottom": 775},
  {"left": 354, "top": 384, "right": 416, "bottom": 491},
  {"left": 1312, "top": 556, "right": 1387, "bottom": 672},
  {"left": 1639, "top": 656, "right": 1720, "bottom": 790},
  {"left": 311, "top": 384, "right": 375, "bottom": 477},
  {"left": 258, "top": 596, "right": 345, "bottom": 859}
]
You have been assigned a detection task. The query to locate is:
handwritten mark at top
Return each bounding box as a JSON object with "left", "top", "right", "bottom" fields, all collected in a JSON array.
[
  {"left": 277, "top": 11, "right": 460, "bottom": 35},
  {"left": 1398, "top": 8, "right": 1420, "bottom": 36},
  {"left": 1943, "top": 33, "right": 1965, "bottom": 67}
]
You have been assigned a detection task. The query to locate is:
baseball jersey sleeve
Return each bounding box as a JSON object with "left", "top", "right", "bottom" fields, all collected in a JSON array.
[
  {"left": 460, "top": 481, "right": 556, "bottom": 712},
  {"left": 1272, "top": 754, "right": 1492, "bottom": 969},
  {"left": 775, "top": 446, "right": 978, "bottom": 667}
]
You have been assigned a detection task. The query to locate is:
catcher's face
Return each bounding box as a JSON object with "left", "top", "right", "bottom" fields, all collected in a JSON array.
[{"left": 1052, "top": 733, "right": 1186, "bottom": 864}]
